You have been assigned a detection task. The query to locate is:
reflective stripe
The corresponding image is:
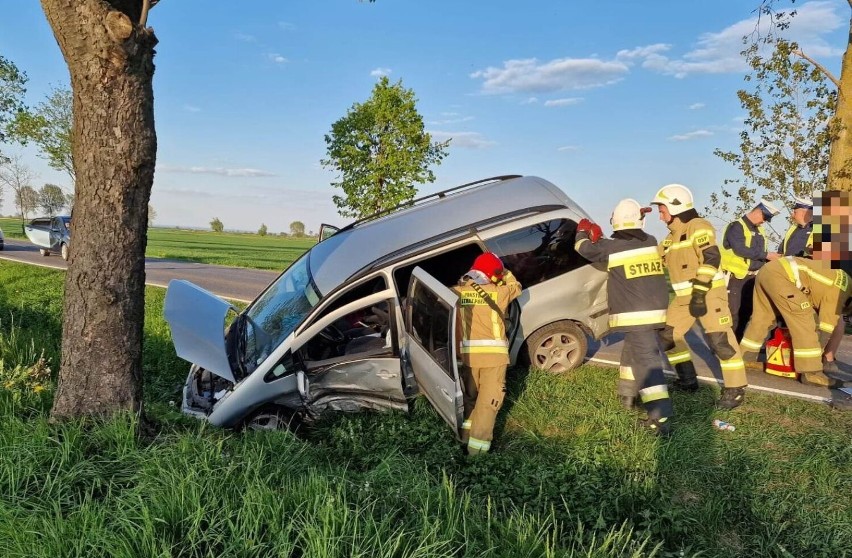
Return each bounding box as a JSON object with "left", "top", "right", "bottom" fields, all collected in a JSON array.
[
  {"left": 574, "top": 238, "right": 589, "bottom": 251},
  {"left": 719, "top": 358, "right": 745, "bottom": 370},
  {"left": 609, "top": 309, "right": 667, "bottom": 328},
  {"left": 780, "top": 257, "right": 803, "bottom": 289},
  {"left": 639, "top": 384, "right": 670, "bottom": 403},
  {"left": 671, "top": 273, "right": 726, "bottom": 296},
  {"left": 461, "top": 346, "right": 509, "bottom": 354},
  {"left": 666, "top": 229, "right": 716, "bottom": 251},
  {"left": 801, "top": 267, "right": 834, "bottom": 287},
  {"left": 697, "top": 265, "right": 717, "bottom": 277},
  {"left": 461, "top": 420, "right": 471, "bottom": 430},
  {"left": 462, "top": 340, "right": 508, "bottom": 347},
  {"left": 719, "top": 218, "right": 764, "bottom": 279},
  {"left": 667, "top": 351, "right": 692, "bottom": 364},
  {"left": 491, "top": 306, "right": 501, "bottom": 341},
  {"left": 793, "top": 348, "right": 822, "bottom": 358},
  {"left": 619, "top": 366, "right": 635, "bottom": 381},
  {"left": 740, "top": 337, "right": 763, "bottom": 351},
  {"left": 607, "top": 246, "right": 660, "bottom": 267},
  {"left": 819, "top": 321, "right": 836, "bottom": 333},
  {"left": 467, "top": 437, "right": 491, "bottom": 452}
]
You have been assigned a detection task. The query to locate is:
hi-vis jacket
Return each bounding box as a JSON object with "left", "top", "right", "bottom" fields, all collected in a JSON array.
[
  {"left": 778, "top": 222, "right": 813, "bottom": 257},
  {"left": 660, "top": 215, "right": 725, "bottom": 297},
  {"left": 775, "top": 256, "right": 851, "bottom": 335},
  {"left": 452, "top": 271, "right": 522, "bottom": 367},
  {"left": 720, "top": 217, "right": 769, "bottom": 278},
  {"left": 575, "top": 230, "right": 668, "bottom": 331}
]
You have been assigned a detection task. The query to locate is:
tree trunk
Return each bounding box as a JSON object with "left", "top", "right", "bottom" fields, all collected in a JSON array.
[
  {"left": 42, "top": 0, "right": 157, "bottom": 420},
  {"left": 828, "top": 15, "right": 852, "bottom": 192}
]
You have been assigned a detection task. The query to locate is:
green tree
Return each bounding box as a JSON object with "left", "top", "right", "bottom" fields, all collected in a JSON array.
[
  {"left": 321, "top": 77, "right": 449, "bottom": 219},
  {"left": 0, "top": 154, "right": 37, "bottom": 228},
  {"left": 148, "top": 204, "right": 156, "bottom": 226},
  {"left": 17, "top": 185, "right": 40, "bottom": 221},
  {"left": 9, "top": 86, "right": 74, "bottom": 181},
  {"left": 210, "top": 217, "right": 224, "bottom": 232},
  {"left": 289, "top": 220, "right": 305, "bottom": 237},
  {"left": 0, "top": 56, "right": 27, "bottom": 157},
  {"left": 712, "top": 38, "right": 834, "bottom": 218},
  {"left": 39, "top": 183, "right": 67, "bottom": 216},
  {"left": 756, "top": 0, "right": 851, "bottom": 192},
  {"left": 258, "top": 223, "right": 268, "bottom": 236}
]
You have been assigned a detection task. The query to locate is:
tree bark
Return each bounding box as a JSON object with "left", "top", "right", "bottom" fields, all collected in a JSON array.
[
  {"left": 828, "top": 15, "right": 852, "bottom": 192},
  {"left": 42, "top": 0, "right": 157, "bottom": 419}
]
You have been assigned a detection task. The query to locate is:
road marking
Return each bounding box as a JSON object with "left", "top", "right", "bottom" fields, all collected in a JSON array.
[
  {"left": 0, "top": 254, "right": 66, "bottom": 270},
  {"left": 587, "top": 356, "right": 831, "bottom": 403}
]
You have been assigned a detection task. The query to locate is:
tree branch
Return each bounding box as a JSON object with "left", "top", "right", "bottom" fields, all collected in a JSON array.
[
  {"left": 793, "top": 48, "right": 840, "bottom": 89},
  {"left": 140, "top": 0, "right": 150, "bottom": 26}
]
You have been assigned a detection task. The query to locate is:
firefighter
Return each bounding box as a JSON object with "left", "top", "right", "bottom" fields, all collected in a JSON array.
[
  {"left": 453, "top": 252, "right": 522, "bottom": 455},
  {"left": 575, "top": 199, "right": 673, "bottom": 435},
  {"left": 779, "top": 195, "right": 814, "bottom": 257},
  {"left": 650, "top": 184, "right": 749, "bottom": 409},
  {"left": 740, "top": 256, "right": 852, "bottom": 387},
  {"left": 720, "top": 199, "right": 781, "bottom": 340}
]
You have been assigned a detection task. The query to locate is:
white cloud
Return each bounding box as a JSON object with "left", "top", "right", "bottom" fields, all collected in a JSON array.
[
  {"left": 615, "top": 43, "right": 671, "bottom": 62},
  {"left": 557, "top": 145, "right": 580, "bottom": 152},
  {"left": 268, "top": 53, "right": 288, "bottom": 64},
  {"left": 522, "top": 97, "right": 539, "bottom": 104},
  {"left": 470, "top": 57, "right": 629, "bottom": 94},
  {"left": 370, "top": 67, "right": 392, "bottom": 77},
  {"left": 668, "top": 129, "right": 713, "bottom": 141},
  {"left": 159, "top": 165, "right": 277, "bottom": 177},
  {"left": 183, "top": 105, "right": 201, "bottom": 113},
  {"left": 235, "top": 33, "right": 256, "bottom": 43},
  {"left": 427, "top": 115, "right": 474, "bottom": 125},
  {"left": 544, "top": 98, "right": 584, "bottom": 107},
  {"left": 689, "top": 103, "right": 705, "bottom": 110},
  {"left": 428, "top": 131, "right": 496, "bottom": 149}
]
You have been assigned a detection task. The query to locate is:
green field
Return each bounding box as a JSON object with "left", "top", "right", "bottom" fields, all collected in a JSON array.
[
  {"left": 0, "top": 217, "right": 316, "bottom": 270},
  {"left": 1, "top": 261, "right": 852, "bottom": 557}
]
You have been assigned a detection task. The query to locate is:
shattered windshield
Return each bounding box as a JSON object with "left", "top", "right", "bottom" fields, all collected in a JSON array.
[{"left": 240, "top": 253, "right": 321, "bottom": 373}]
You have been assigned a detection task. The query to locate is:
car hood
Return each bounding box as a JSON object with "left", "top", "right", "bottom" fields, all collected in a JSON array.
[{"left": 164, "top": 280, "right": 237, "bottom": 383}]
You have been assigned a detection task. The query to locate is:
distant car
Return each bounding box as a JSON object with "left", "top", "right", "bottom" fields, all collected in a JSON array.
[
  {"left": 24, "top": 216, "right": 71, "bottom": 260},
  {"left": 164, "top": 175, "right": 609, "bottom": 434}
]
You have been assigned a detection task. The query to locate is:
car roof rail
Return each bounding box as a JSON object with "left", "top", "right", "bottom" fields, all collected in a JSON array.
[{"left": 336, "top": 174, "right": 523, "bottom": 233}]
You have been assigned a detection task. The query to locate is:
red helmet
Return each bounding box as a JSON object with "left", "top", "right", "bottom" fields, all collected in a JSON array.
[{"left": 470, "top": 252, "right": 505, "bottom": 282}]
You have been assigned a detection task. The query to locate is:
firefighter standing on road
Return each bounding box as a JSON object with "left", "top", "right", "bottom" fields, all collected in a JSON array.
[
  {"left": 575, "top": 200, "right": 673, "bottom": 435},
  {"left": 453, "top": 253, "right": 522, "bottom": 455},
  {"left": 779, "top": 195, "right": 814, "bottom": 257},
  {"left": 719, "top": 200, "right": 781, "bottom": 340},
  {"left": 740, "top": 256, "right": 851, "bottom": 387},
  {"left": 650, "top": 184, "right": 749, "bottom": 410}
]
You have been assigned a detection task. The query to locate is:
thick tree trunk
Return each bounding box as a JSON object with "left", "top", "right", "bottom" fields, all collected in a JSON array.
[
  {"left": 828, "top": 15, "right": 852, "bottom": 192},
  {"left": 42, "top": 0, "right": 157, "bottom": 419}
]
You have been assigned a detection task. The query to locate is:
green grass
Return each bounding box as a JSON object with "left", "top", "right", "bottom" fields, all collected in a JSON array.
[
  {"left": 0, "top": 217, "right": 316, "bottom": 270},
  {"left": 1, "top": 260, "right": 852, "bottom": 557}
]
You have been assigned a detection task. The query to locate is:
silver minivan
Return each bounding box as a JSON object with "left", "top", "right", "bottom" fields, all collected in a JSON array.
[{"left": 164, "top": 175, "right": 608, "bottom": 434}]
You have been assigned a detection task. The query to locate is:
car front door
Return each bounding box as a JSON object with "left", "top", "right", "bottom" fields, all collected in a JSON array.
[
  {"left": 403, "top": 267, "right": 464, "bottom": 437},
  {"left": 49, "top": 218, "right": 62, "bottom": 250}
]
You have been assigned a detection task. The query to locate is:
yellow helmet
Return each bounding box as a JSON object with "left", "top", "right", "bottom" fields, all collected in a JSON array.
[
  {"left": 611, "top": 198, "right": 651, "bottom": 231},
  {"left": 650, "top": 183, "right": 694, "bottom": 216}
]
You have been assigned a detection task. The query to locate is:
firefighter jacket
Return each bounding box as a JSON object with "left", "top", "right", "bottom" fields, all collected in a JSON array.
[
  {"left": 720, "top": 216, "right": 769, "bottom": 278},
  {"left": 774, "top": 256, "right": 851, "bottom": 335},
  {"left": 778, "top": 222, "right": 813, "bottom": 257},
  {"left": 575, "top": 229, "right": 668, "bottom": 332},
  {"left": 452, "top": 271, "right": 522, "bottom": 368},
  {"left": 659, "top": 214, "right": 725, "bottom": 297}
]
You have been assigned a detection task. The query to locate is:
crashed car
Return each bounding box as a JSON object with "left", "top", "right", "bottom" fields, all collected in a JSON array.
[
  {"left": 164, "top": 175, "right": 608, "bottom": 434},
  {"left": 24, "top": 215, "right": 71, "bottom": 260}
]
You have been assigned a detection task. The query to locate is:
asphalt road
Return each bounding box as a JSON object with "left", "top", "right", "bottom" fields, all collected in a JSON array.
[{"left": 0, "top": 238, "right": 279, "bottom": 303}]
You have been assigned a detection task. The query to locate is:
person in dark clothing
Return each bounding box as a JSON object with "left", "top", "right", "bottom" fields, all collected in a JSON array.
[
  {"left": 575, "top": 199, "right": 673, "bottom": 435},
  {"left": 779, "top": 195, "right": 814, "bottom": 257},
  {"left": 719, "top": 199, "right": 782, "bottom": 340}
]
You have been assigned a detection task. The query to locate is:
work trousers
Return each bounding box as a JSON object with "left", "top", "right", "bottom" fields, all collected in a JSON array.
[
  {"left": 740, "top": 269, "right": 823, "bottom": 373},
  {"left": 460, "top": 365, "right": 506, "bottom": 455},
  {"left": 726, "top": 274, "right": 756, "bottom": 341},
  {"left": 618, "top": 329, "right": 673, "bottom": 420},
  {"left": 665, "top": 287, "right": 748, "bottom": 388}
]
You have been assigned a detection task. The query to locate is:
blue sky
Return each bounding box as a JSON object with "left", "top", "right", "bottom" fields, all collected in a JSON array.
[{"left": 0, "top": 0, "right": 846, "bottom": 237}]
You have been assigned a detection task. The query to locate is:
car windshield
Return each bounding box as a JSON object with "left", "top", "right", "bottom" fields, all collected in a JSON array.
[{"left": 240, "top": 252, "right": 321, "bottom": 372}]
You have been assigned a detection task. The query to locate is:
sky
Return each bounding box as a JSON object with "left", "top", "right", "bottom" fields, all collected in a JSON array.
[{"left": 0, "top": 0, "right": 847, "bottom": 238}]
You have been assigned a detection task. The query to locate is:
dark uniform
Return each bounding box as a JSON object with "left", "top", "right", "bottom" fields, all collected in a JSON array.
[
  {"left": 779, "top": 221, "right": 813, "bottom": 257},
  {"left": 720, "top": 216, "right": 772, "bottom": 339},
  {"left": 575, "top": 229, "right": 673, "bottom": 425}
]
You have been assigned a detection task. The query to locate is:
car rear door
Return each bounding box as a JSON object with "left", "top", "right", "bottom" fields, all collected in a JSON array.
[{"left": 402, "top": 267, "right": 463, "bottom": 437}]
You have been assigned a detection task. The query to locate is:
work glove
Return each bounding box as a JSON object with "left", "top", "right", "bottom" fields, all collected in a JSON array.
[
  {"left": 689, "top": 279, "right": 711, "bottom": 318},
  {"left": 577, "top": 218, "right": 603, "bottom": 243}
]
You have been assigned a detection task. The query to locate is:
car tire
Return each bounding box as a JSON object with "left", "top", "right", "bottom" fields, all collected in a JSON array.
[
  {"left": 524, "top": 320, "right": 588, "bottom": 374},
  {"left": 60, "top": 243, "right": 69, "bottom": 261},
  {"left": 243, "top": 406, "right": 301, "bottom": 432},
  {"left": 39, "top": 248, "right": 50, "bottom": 257}
]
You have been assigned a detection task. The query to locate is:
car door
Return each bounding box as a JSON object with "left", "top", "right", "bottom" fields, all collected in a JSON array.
[
  {"left": 24, "top": 219, "right": 51, "bottom": 248},
  {"left": 49, "top": 218, "right": 62, "bottom": 250},
  {"left": 402, "top": 267, "right": 464, "bottom": 437}
]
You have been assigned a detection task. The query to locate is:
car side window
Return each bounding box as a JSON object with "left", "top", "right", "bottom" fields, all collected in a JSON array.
[
  {"left": 484, "top": 218, "right": 585, "bottom": 289},
  {"left": 299, "top": 299, "right": 394, "bottom": 365},
  {"left": 406, "top": 283, "right": 452, "bottom": 377}
]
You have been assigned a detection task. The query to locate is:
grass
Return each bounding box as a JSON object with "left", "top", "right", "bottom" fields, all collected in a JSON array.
[
  {"left": 0, "top": 217, "right": 316, "bottom": 270},
  {"left": 1, "top": 260, "right": 852, "bottom": 557}
]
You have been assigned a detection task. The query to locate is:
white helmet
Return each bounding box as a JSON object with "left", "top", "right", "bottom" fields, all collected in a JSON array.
[
  {"left": 611, "top": 198, "right": 651, "bottom": 231},
  {"left": 650, "top": 184, "right": 694, "bottom": 216}
]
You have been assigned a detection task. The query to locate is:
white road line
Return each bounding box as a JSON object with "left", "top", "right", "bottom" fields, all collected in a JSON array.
[
  {"left": 586, "top": 356, "right": 831, "bottom": 403},
  {"left": 0, "top": 254, "right": 66, "bottom": 270}
]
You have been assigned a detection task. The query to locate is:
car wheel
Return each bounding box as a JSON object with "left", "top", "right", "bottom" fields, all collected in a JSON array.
[
  {"left": 243, "top": 407, "right": 300, "bottom": 432},
  {"left": 524, "top": 320, "right": 588, "bottom": 374},
  {"left": 39, "top": 248, "right": 50, "bottom": 257},
  {"left": 60, "top": 243, "right": 69, "bottom": 261}
]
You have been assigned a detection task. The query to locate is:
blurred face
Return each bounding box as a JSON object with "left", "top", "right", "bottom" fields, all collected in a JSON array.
[
  {"left": 792, "top": 208, "right": 811, "bottom": 226},
  {"left": 656, "top": 204, "right": 672, "bottom": 224}
]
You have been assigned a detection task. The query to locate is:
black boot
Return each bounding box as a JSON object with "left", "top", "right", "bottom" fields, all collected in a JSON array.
[
  {"left": 639, "top": 416, "right": 671, "bottom": 437},
  {"left": 671, "top": 361, "right": 699, "bottom": 392},
  {"left": 717, "top": 387, "right": 746, "bottom": 410}
]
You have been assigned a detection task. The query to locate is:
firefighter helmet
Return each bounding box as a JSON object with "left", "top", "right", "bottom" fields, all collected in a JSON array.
[
  {"left": 470, "top": 252, "right": 505, "bottom": 283},
  {"left": 611, "top": 198, "right": 651, "bottom": 231},
  {"left": 650, "top": 184, "right": 694, "bottom": 216}
]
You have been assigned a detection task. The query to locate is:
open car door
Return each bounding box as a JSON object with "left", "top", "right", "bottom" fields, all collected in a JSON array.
[{"left": 403, "top": 267, "right": 464, "bottom": 437}]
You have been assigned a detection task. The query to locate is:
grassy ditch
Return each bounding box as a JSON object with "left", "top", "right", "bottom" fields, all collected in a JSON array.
[{"left": 0, "top": 261, "right": 851, "bottom": 557}]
